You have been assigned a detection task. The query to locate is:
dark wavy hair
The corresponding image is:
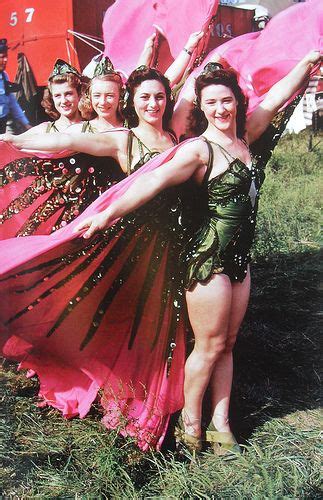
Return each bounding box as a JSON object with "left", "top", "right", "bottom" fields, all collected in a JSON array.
[
  {"left": 123, "top": 67, "right": 174, "bottom": 129},
  {"left": 41, "top": 73, "right": 87, "bottom": 120},
  {"left": 189, "top": 66, "right": 248, "bottom": 138},
  {"left": 78, "top": 73, "right": 124, "bottom": 121}
]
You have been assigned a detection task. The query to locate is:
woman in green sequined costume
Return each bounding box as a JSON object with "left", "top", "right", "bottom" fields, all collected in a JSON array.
[{"left": 73, "top": 50, "right": 320, "bottom": 454}]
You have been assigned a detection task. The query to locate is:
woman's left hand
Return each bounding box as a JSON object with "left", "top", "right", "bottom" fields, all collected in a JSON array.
[
  {"left": 303, "top": 49, "right": 322, "bottom": 67},
  {"left": 184, "top": 31, "right": 205, "bottom": 53},
  {"left": 74, "top": 211, "right": 111, "bottom": 239}
]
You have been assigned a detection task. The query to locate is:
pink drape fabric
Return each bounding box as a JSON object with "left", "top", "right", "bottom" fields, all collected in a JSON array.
[
  {"left": 103, "top": 0, "right": 219, "bottom": 75},
  {"left": 177, "top": 0, "right": 322, "bottom": 114},
  {"left": 0, "top": 139, "right": 191, "bottom": 450}
]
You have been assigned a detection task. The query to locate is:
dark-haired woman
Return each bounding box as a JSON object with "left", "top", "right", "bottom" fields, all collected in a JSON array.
[
  {"left": 0, "top": 66, "right": 186, "bottom": 450},
  {"left": 72, "top": 50, "right": 320, "bottom": 454}
]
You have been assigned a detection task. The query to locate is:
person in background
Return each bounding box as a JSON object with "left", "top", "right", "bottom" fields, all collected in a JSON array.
[{"left": 0, "top": 38, "right": 31, "bottom": 133}]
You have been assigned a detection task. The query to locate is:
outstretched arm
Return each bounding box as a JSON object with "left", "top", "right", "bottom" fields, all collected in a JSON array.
[
  {"left": 247, "top": 50, "right": 321, "bottom": 144},
  {"left": 0, "top": 129, "right": 124, "bottom": 158},
  {"left": 75, "top": 140, "right": 206, "bottom": 238}
]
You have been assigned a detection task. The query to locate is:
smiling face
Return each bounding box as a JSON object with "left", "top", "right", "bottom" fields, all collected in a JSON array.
[
  {"left": 50, "top": 81, "right": 80, "bottom": 119},
  {"left": 200, "top": 84, "right": 237, "bottom": 132},
  {"left": 90, "top": 78, "right": 120, "bottom": 120},
  {"left": 133, "top": 79, "right": 167, "bottom": 126}
]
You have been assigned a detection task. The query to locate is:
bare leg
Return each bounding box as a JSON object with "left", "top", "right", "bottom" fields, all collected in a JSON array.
[
  {"left": 183, "top": 273, "right": 232, "bottom": 437},
  {"left": 209, "top": 269, "right": 251, "bottom": 432}
]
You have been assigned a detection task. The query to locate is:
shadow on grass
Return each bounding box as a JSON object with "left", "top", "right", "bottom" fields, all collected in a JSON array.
[{"left": 230, "top": 249, "right": 321, "bottom": 442}]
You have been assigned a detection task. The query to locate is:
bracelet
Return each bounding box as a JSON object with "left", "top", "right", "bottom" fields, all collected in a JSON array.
[{"left": 183, "top": 47, "right": 192, "bottom": 56}]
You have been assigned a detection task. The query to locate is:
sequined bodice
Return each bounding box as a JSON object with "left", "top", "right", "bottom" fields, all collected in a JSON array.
[
  {"left": 206, "top": 157, "right": 264, "bottom": 246},
  {"left": 183, "top": 139, "right": 266, "bottom": 286},
  {"left": 208, "top": 157, "right": 263, "bottom": 211}
]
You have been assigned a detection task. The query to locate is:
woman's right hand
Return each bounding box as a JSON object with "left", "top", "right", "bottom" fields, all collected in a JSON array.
[{"left": 74, "top": 211, "right": 111, "bottom": 239}]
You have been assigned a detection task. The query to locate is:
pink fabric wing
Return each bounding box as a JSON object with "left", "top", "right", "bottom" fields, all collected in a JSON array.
[
  {"left": 0, "top": 143, "right": 105, "bottom": 239},
  {"left": 156, "top": 0, "right": 219, "bottom": 59},
  {"left": 103, "top": 0, "right": 163, "bottom": 77},
  {"left": 177, "top": 0, "right": 322, "bottom": 114},
  {"left": 0, "top": 140, "right": 194, "bottom": 450},
  {"left": 103, "top": 0, "right": 219, "bottom": 76}
]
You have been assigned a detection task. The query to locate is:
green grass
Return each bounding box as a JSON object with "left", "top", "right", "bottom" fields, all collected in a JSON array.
[{"left": 0, "top": 130, "right": 321, "bottom": 499}]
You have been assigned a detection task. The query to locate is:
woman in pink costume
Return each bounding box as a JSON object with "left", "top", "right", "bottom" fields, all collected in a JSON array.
[{"left": 0, "top": 65, "right": 186, "bottom": 451}]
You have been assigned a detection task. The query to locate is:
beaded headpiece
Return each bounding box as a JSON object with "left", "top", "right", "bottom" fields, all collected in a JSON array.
[
  {"left": 200, "top": 62, "right": 224, "bottom": 75},
  {"left": 93, "top": 55, "right": 121, "bottom": 78},
  {"left": 49, "top": 59, "right": 81, "bottom": 80}
]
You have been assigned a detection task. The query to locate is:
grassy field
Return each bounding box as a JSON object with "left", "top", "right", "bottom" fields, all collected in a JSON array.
[{"left": 0, "top": 130, "right": 321, "bottom": 499}]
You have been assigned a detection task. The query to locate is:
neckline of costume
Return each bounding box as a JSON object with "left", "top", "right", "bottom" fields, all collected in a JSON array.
[
  {"left": 130, "top": 129, "right": 176, "bottom": 154},
  {"left": 202, "top": 136, "right": 254, "bottom": 183},
  {"left": 203, "top": 136, "right": 252, "bottom": 167},
  {"left": 207, "top": 157, "right": 255, "bottom": 184}
]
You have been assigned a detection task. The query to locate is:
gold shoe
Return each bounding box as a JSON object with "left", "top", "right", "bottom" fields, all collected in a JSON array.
[
  {"left": 174, "top": 414, "right": 202, "bottom": 458},
  {"left": 205, "top": 421, "right": 241, "bottom": 459}
]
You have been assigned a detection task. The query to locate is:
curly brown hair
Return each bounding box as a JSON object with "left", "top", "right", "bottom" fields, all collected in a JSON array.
[
  {"left": 41, "top": 73, "right": 87, "bottom": 120},
  {"left": 78, "top": 73, "right": 124, "bottom": 121},
  {"left": 189, "top": 67, "right": 248, "bottom": 138},
  {"left": 123, "top": 67, "right": 174, "bottom": 130}
]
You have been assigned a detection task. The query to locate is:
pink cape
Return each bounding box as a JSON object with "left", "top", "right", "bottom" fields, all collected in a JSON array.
[
  {"left": 103, "top": 0, "right": 219, "bottom": 76},
  {"left": 0, "top": 141, "right": 192, "bottom": 450},
  {"left": 177, "top": 0, "right": 322, "bottom": 114},
  {"left": 0, "top": 142, "right": 125, "bottom": 239}
]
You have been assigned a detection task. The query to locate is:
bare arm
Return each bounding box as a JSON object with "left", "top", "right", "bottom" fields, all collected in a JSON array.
[
  {"left": 247, "top": 50, "right": 321, "bottom": 144},
  {"left": 0, "top": 129, "right": 125, "bottom": 158},
  {"left": 75, "top": 140, "right": 206, "bottom": 238},
  {"left": 165, "top": 31, "right": 205, "bottom": 86},
  {"left": 136, "top": 33, "right": 156, "bottom": 68},
  {"left": 15, "top": 122, "right": 49, "bottom": 136}
]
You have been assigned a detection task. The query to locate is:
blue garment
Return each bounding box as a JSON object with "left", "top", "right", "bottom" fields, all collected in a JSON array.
[{"left": 0, "top": 71, "right": 29, "bottom": 126}]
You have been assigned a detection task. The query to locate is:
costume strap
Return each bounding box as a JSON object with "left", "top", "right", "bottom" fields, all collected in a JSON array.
[
  {"left": 81, "top": 121, "right": 95, "bottom": 133},
  {"left": 46, "top": 122, "right": 59, "bottom": 133},
  {"left": 127, "top": 130, "right": 153, "bottom": 175},
  {"left": 168, "top": 131, "right": 178, "bottom": 146},
  {"left": 126, "top": 130, "right": 134, "bottom": 175},
  {"left": 202, "top": 138, "right": 214, "bottom": 185}
]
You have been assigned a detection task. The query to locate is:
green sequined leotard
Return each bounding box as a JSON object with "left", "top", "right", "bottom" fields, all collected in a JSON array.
[{"left": 183, "top": 138, "right": 265, "bottom": 287}]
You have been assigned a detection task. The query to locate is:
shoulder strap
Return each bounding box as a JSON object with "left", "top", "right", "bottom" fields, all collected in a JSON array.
[
  {"left": 81, "top": 121, "right": 90, "bottom": 133},
  {"left": 46, "top": 122, "right": 57, "bottom": 133},
  {"left": 216, "top": 143, "right": 236, "bottom": 163},
  {"left": 126, "top": 130, "right": 134, "bottom": 175},
  {"left": 168, "top": 131, "right": 178, "bottom": 146},
  {"left": 202, "top": 138, "right": 214, "bottom": 184}
]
